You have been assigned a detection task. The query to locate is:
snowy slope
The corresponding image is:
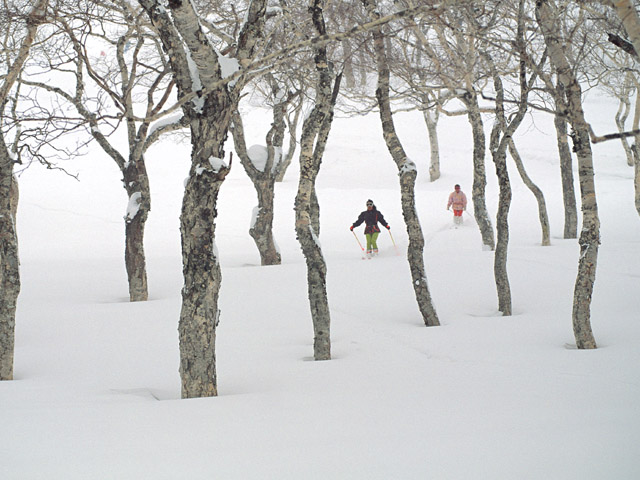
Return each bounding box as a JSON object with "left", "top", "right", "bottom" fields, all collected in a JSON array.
[{"left": 1, "top": 91, "right": 639, "bottom": 479}]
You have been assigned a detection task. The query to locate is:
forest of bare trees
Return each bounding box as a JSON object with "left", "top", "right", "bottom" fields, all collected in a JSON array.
[{"left": 1, "top": 0, "right": 638, "bottom": 397}]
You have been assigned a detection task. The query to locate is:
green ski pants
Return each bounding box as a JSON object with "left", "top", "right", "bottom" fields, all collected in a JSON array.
[{"left": 365, "top": 232, "right": 379, "bottom": 251}]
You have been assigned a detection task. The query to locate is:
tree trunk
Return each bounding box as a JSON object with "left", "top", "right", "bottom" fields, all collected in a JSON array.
[
  {"left": 309, "top": 187, "right": 321, "bottom": 236},
  {"left": 123, "top": 159, "right": 150, "bottom": 301},
  {"left": 464, "top": 95, "right": 495, "bottom": 250},
  {"left": 486, "top": 16, "right": 532, "bottom": 317},
  {"left": 508, "top": 140, "right": 551, "bottom": 246},
  {"left": 342, "top": 39, "right": 356, "bottom": 89},
  {"left": 275, "top": 98, "right": 302, "bottom": 183},
  {"left": 294, "top": 190, "right": 331, "bottom": 360},
  {"left": 139, "top": 0, "right": 267, "bottom": 397},
  {"left": 615, "top": 95, "right": 635, "bottom": 167},
  {"left": 0, "top": 146, "right": 19, "bottom": 381},
  {"left": 179, "top": 146, "right": 228, "bottom": 398},
  {"left": 0, "top": 0, "right": 48, "bottom": 381},
  {"left": 492, "top": 145, "right": 512, "bottom": 316},
  {"left": 422, "top": 102, "right": 441, "bottom": 182},
  {"left": 552, "top": 88, "right": 578, "bottom": 239},
  {"left": 487, "top": 60, "right": 512, "bottom": 317},
  {"left": 251, "top": 180, "right": 281, "bottom": 265},
  {"left": 231, "top": 106, "right": 282, "bottom": 266},
  {"left": 294, "top": 0, "right": 336, "bottom": 361},
  {"left": 85, "top": 135, "right": 151, "bottom": 302},
  {"left": 363, "top": 0, "right": 439, "bottom": 327},
  {"left": 537, "top": 0, "right": 598, "bottom": 349},
  {"left": 178, "top": 104, "right": 233, "bottom": 398}
]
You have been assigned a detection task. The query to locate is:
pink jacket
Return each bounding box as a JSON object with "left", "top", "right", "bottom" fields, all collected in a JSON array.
[{"left": 447, "top": 191, "right": 467, "bottom": 211}]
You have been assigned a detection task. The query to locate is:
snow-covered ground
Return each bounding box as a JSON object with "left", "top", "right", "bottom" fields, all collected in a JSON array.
[{"left": 2, "top": 90, "right": 639, "bottom": 479}]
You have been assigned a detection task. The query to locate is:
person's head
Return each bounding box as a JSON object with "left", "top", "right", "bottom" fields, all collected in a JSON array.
[
  {"left": 366, "top": 199, "right": 374, "bottom": 210},
  {"left": 454, "top": 184, "right": 461, "bottom": 192}
]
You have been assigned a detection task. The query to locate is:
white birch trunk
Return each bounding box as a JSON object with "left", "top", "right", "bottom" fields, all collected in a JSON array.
[
  {"left": 0, "top": 0, "right": 48, "bottom": 381},
  {"left": 363, "top": 0, "right": 439, "bottom": 327},
  {"left": 422, "top": 104, "right": 441, "bottom": 182},
  {"left": 123, "top": 157, "right": 151, "bottom": 302},
  {"left": 508, "top": 140, "right": 551, "bottom": 246},
  {"left": 139, "top": 0, "right": 267, "bottom": 396},
  {"left": 231, "top": 105, "right": 283, "bottom": 266},
  {"left": 0, "top": 139, "right": 20, "bottom": 381},
  {"left": 464, "top": 96, "right": 496, "bottom": 251},
  {"left": 488, "top": 4, "right": 534, "bottom": 316},
  {"left": 276, "top": 97, "right": 303, "bottom": 183},
  {"left": 537, "top": 0, "right": 598, "bottom": 349},
  {"left": 615, "top": 93, "right": 635, "bottom": 167},
  {"left": 552, "top": 83, "right": 578, "bottom": 239},
  {"left": 294, "top": 0, "right": 336, "bottom": 361}
]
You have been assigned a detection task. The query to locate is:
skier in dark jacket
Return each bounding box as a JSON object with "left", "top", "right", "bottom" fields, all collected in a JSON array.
[{"left": 350, "top": 199, "right": 390, "bottom": 255}]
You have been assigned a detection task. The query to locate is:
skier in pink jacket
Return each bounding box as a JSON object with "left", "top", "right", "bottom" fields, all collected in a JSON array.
[{"left": 447, "top": 184, "right": 467, "bottom": 226}]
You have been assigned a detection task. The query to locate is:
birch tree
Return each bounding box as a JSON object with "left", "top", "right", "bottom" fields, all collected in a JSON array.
[
  {"left": 536, "top": 0, "right": 599, "bottom": 349},
  {"left": 138, "top": 0, "right": 269, "bottom": 397},
  {"left": 229, "top": 1, "right": 311, "bottom": 264},
  {"left": 362, "top": 0, "right": 439, "bottom": 327},
  {"left": 23, "top": 1, "right": 182, "bottom": 302},
  {"left": 613, "top": 73, "right": 637, "bottom": 167},
  {"left": 0, "top": 0, "right": 49, "bottom": 381},
  {"left": 520, "top": 10, "right": 579, "bottom": 240},
  {"left": 275, "top": 90, "right": 303, "bottom": 182},
  {"left": 231, "top": 74, "right": 301, "bottom": 265},
  {"left": 526, "top": 66, "right": 578, "bottom": 239},
  {"left": 508, "top": 139, "right": 551, "bottom": 246},
  {"left": 484, "top": 0, "right": 535, "bottom": 316},
  {"left": 423, "top": 94, "right": 441, "bottom": 182},
  {"left": 487, "top": 60, "right": 514, "bottom": 315},
  {"left": 553, "top": 81, "right": 579, "bottom": 238},
  {"left": 294, "top": 0, "right": 341, "bottom": 360}
]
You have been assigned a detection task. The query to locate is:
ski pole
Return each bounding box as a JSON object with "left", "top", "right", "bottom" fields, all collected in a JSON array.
[
  {"left": 387, "top": 228, "right": 396, "bottom": 246},
  {"left": 352, "top": 230, "right": 365, "bottom": 252},
  {"left": 387, "top": 228, "right": 401, "bottom": 256}
]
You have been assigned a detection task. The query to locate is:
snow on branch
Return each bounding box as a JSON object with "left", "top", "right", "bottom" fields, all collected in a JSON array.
[{"left": 147, "top": 112, "right": 185, "bottom": 137}]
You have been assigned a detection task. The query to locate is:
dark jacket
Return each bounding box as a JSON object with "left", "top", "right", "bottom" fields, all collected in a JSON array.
[{"left": 353, "top": 208, "right": 388, "bottom": 234}]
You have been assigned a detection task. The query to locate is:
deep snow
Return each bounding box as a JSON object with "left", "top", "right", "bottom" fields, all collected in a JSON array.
[{"left": 1, "top": 90, "right": 639, "bottom": 479}]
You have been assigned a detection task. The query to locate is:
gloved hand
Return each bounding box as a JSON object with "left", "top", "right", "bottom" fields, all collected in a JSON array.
[
  {"left": 447, "top": 206, "right": 450, "bottom": 210},
  {"left": 463, "top": 207, "right": 466, "bottom": 211},
  {"left": 350, "top": 226, "right": 354, "bottom": 231},
  {"left": 386, "top": 225, "right": 390, "bottom": 230}
]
